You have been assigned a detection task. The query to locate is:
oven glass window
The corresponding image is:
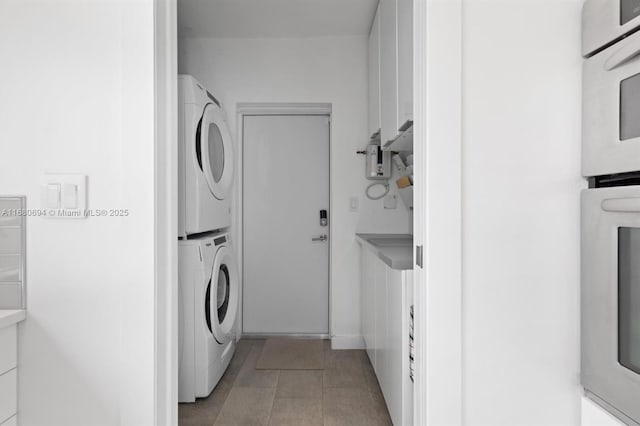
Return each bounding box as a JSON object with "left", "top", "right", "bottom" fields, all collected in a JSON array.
[
  {"left": 620, "top": 74, "right": 640, "bottom": 141},
  {"left": 618, "top": 227, "right": 640, "bottom": 374},
  {"left": 621, "top": 0, "right": 640, "bottom": 25}
]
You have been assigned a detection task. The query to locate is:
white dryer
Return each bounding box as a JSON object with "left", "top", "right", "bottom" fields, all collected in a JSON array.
[
  {"left": 178, "top": 75, "right": 234, "bottom": 238},
  {"left": 178, "top": 232, "right": 239, "bottom": 402}
]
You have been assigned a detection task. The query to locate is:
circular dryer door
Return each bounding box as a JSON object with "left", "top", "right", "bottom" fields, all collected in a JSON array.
[
  {"left": 205, "top": 246, "right": 238, "bottom": 344},
  {"left": 198, "top": 103, "right": 234, "bottom": 201}
]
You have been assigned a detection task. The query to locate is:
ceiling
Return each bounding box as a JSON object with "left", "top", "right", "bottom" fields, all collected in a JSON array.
[{"left": 178, "top": 0, "right": 379, "bottom": 38}]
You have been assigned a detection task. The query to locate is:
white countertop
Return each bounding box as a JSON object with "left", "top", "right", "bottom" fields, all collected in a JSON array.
[
  {"left": 0, "top": 310, "right": 26, "bottom": 328},
  {"left": 356, "top": 233, "right": 414, "bottom": 270}
]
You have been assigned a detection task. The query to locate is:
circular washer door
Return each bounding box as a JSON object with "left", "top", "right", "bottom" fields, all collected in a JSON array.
[
  {"left": 198, "top": 103, "right": 234, "bottom": 201},
  {"left": 206, "top": 246, "right": 238, "bottom": 344}
]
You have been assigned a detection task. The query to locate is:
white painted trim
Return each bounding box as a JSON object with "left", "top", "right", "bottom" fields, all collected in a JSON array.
[
  {"left": 330, "top": 334, "right": 366, "bottom": 350},
  {"left": 413, "top": 0, "right": 462, "bottom": 425},
  {"left": 153, "top": 0, "right": 178, "bottom": 424},
  {"left": 242, "top": 333, "right": 330, "bottom": 339},
  {"left": 237, "top": 103, "right": 332, "bottom": 116},
  {"left": 234, "top": 114, "right": 245, "bottom": 341},
  {"left": 236, "top": 103, "right": 333, "bottom": 340}
]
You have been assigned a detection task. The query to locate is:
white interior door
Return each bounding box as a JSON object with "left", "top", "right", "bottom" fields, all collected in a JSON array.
[{"left": 243, "top": 114, "right": 330, "bottom": 334}]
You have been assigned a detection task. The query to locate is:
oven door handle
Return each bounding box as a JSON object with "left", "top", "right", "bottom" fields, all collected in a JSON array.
[
  {"left": 602, "top": 197, "right": 640, "bottom": 213},
  {"left": 604, "top": 38, "right": 640, "bottom": 71}
]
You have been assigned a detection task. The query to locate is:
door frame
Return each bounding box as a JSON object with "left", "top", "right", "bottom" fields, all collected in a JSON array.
[
  {"left": 153, "top": 0, "right": 178, "bottom": 424},
  {"left": 152, "top": 0, "right": 463, "bottom": 422},
  {"left": 236, "top": 103, "right": 333, "bottom": 338},
  {"left": 413, "top": 0, "right": 462, "bottom": 425}
]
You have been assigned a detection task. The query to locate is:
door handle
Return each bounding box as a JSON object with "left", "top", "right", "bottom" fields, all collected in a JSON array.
[
  {"left": 312, "top": 234, "right": 328, "bottom": 242},
  {"left": 602, "top": 197, "right": 640, "bottom": 213}
]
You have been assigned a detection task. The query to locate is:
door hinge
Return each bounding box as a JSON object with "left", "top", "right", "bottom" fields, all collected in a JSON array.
[{"left": 415, "top": 245, "right": 423, "bottom": 268}]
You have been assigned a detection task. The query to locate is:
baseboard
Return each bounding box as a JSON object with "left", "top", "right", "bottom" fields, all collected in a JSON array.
[
  {"left": 241, "top": 333, "right": 329, "bottom": 339},
  {"left": 331, "top": 334, "right": 365, "bottom": 350}
]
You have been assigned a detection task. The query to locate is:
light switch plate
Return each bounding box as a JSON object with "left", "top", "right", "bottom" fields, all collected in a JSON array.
[
  {"left": 349, "top": 196, "right": 359, "bottom": 212},
  {"left": 41, "top": 174, "right": 87, "bottom": 219}
]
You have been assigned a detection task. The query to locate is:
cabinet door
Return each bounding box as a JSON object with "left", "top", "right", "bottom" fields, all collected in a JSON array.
[
  {"left": 402, "top": 270, "right": 414, "bottom": 426},
  {"left": 368, "top": 4, "right": 381, "bottom": 137},
  {"left": 386, "top": 267, "right": 404, "bottom": 426},
  {"left": 0, "top": 368, "right": 16, "bottom": 423},
  {"left": 397, "top": 0, "right": 413, "bottom": 124},
  {"left": 374, "top": 258, "right": 388, "bottom": 388},
  {"left": 0, "top": 326, "right": 17, "bottom": 375},
  {"left": 361, "top": 248, "right": 376, "bottom": 365},
  {"left": 379, "top": 0, "right": 398, "bottom": 144}
]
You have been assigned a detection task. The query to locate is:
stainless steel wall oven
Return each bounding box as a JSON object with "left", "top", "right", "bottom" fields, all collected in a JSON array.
[{"left": 582, "top": 1, "right": 640, "bottom": 424}]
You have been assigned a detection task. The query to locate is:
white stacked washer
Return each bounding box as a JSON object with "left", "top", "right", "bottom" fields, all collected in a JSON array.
[
  {"left": 178, "top": 74, "right": 234, "bottom": 237},
  {"left": 179, "top": 232, "right": 239, "bottom": 402},
  {"left": 178, "top": 75, "right": 238, "bottom": 402}
]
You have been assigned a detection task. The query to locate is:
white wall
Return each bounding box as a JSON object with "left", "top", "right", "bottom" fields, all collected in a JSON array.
[
  {"left": 413, "top": 0, "right": 463, "bottom": 423},
  {"left": 0, "top": 1, "right": 158, "bottom": 425},
  {"left": 178, "top": 36, "right": 411, "bottom": 347},
  {"left": 461, "top": 0, "right": 584, "bottom": 424}
]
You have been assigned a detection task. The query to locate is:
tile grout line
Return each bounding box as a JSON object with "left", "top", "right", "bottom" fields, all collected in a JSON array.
[
  {"left": 210, "top": 382, "right": 232, "bottom": 425},
  {"left": 212, "top": 344, "right": 256, "bottom": 426},
  {"left": 264, "top": 370, "right": 281, "bottom": 425},
  {"left": 211, "top": 372, "right": 237, "bottom": 425},
  {"left": 322, "top": 344, "right": 326, "bottom": 425},
  {"left": 322, "top": 361, "right": 326, "bottom": 426}
]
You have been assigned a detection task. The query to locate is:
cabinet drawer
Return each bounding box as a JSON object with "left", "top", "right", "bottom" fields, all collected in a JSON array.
[
  {"left": 0, "top": 369, "right": 17, "bottom": 424},
  {"left": 0, "top": 326, "right": 16, "bottom": 375}
]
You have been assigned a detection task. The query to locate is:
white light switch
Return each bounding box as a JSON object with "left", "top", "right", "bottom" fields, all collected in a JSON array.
[
  {"left": 62, "top": 184, "right": 78, "bottom": 209},
  {"left": 46, "top": 184, "right": 61, "bottom": 209},
  {"left": 41, "top": 174, "right": 87, "bottom": 219}
]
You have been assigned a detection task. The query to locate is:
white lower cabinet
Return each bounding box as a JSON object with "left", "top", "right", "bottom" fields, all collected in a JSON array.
[
  {"left": 361, "top": 248, "right": 377, "bottom": 365},
  {"left": 0, "top": 369, "right": 17, "bottom": 424},
  {"left": 373, "top": 256, "right": 388, "bottom": 387},
  {"left": 360, "top": 248, "right": 413, "bottom": 425},
  {"left": 0, "top": 324, "right": 18, "bottom": 425}
]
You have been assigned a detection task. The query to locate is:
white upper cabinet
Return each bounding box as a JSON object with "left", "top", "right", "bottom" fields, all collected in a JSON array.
[
  {"left": 397, "top": 0, "right": 413, "bottom": 125},
  {"left": 377, "top": 0, "right": 413, "bottom": 145},
  {"left": 379, "top": 0, "right": 398, "bottom": 145},
  {"left": 368, "top": 4, "right": 381, "bottom": 137}
]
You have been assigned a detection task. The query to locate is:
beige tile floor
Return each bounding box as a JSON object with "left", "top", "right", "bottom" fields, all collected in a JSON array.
[{"left": 178, "top": 339, "right": 393, "bottom": 426}]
